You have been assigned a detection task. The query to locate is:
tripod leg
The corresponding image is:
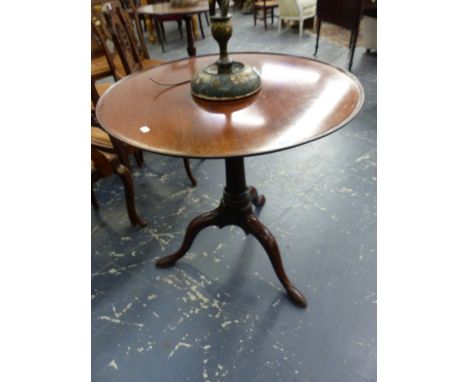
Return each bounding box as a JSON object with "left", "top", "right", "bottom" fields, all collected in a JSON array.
[
  {"left": 156, "top": 207, "right": 223, "bottom": 268},
  {"left": 248, "top": 186, "right": 265, "bottom": 207},
  {"left": 244, "top": 212, "right": 307, "bottom": 308}
]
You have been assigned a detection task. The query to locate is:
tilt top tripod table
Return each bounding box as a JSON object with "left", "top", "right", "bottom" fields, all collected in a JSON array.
[{"left": 96, "top": 53, "right": 364, "bottom": 308}]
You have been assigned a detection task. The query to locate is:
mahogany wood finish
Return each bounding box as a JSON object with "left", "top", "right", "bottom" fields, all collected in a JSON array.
[
  {"left": 91, "top": 16, "right": 123, "bottom": 80},
  {"left": 96, "top": 53, "right": 364, "bottom": 308},
  {"left": 253, "top": 0, "right": 279, "bottom": 30},
  {"left": 137, "top": 1, "right": 210, "bottom": 56},
  {"left": 92, "top": 147, "right": 148, "bottom": 227},
  {"left": 93, "top": 80, "right": 197, "bottom": 186},
  {"left": 121, "top": 0, "right": 151, "bottom": 60},
  {"left": 97, "top": 53, "right": 363, "bottom": 158},
  {"left": 102, "top": 1, "right": 164, "bottom": 76},
  {"left": 156, "top": 157, "right": 306, "bottom": 307},
  {"left": 92, "top": 79, "right": 147, "bottom": 227},
  {"left": 314, "top": 0, "right": 365, "bottom": 71}
]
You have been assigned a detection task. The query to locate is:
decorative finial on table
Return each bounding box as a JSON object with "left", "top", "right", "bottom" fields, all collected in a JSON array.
[{"left": 191, "top": 0, "right": 262, "bottom": 101}]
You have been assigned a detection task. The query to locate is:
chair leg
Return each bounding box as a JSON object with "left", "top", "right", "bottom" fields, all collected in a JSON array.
[
  {"left": 314, "top": 18, "right": 321, "bottom": 55},
  {"left": 299, "top": 19, "right": 303, "bottom": 37},
  {"left": 205, "top": 11, "right": 210, "bottom": 26},
  {"left": 348, "top": 29, "right": 359, "bottom": 71},
  {"left": 278, "top": 17, "right": 282, "bottom": 32},
  {"left": 161, "top": 21, "right": 166, "bottom": 41},
  {"left": 114, "top": 162, "right": 147, "bottom": 227},
  {"left": 264, "top": 8, "right": 267, "bottom": 30},
  {"left": 183, "top": 158, "right": 197, "bottom": 187},
  {"left": 178, "top": 20, "right": 183, "bottom": 38},
  {"left": 254, "top": 8, "right": 257, "bottom": 26},
  {"left": 134, "top": 151, "right": 144, "bottom": 167},
  {"left": 198, "top": 13, "right": 205, "bottom": 38},
  {"left": 91, "top": 186, "right": 99, "bottom": 209},
  {"left": 271, "top": 8, "right": 274, "bottom": 25}
]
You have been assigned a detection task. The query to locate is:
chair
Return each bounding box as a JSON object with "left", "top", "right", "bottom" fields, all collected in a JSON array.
[
  {"left": 101, "top": 1, "right": 164, "bottom": 76},
  {"left": 92, "top": 16, "right": 124, "bottom": 81},
  {"left": 278, "top": 0, "right": 316, "bottom": 37},
  {"left": 253, "top": 0, "right": 279, "bottom": 30},
  {"left": 100, "top": 2, "right": 198, "bottom": 186},
  {"left": 92, "top": 1, "right": 116, "bottom": 80},
  {"left": 314, "top": 0, "right": 364, "bottom": 70},
  {"left": 91, "top": 78, "right": 147, "bottom": 227}
]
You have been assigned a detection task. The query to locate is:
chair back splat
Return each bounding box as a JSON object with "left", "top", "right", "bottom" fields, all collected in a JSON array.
[{"left": 102, "top": 1, "right": 143, "bottom": 75}]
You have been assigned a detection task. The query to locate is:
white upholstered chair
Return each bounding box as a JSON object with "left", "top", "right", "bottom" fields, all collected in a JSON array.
[{"left": 278, "top": 0, "right": 317, "bottom": 37}]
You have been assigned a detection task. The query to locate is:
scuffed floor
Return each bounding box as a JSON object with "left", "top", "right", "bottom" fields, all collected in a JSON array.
[{"left": 92, "top": 11, "right": 376, "bottom": 382}]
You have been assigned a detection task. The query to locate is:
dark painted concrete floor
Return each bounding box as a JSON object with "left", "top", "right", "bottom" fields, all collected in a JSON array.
[{"left": 92, "top": 10, "right": 376, "bottom": 382}]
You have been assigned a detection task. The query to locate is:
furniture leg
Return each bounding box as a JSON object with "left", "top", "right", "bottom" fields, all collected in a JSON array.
[
  {"left": 134, "top": 151, "right": 143, "bottom": 167},
  {"left": 205, "top": 11, "right": 210, "bottom": 26},
  {"left": 178, "top": 19, "right": 183, "bottom": 38},
  {"left": 161, "top": 21, "right": 166, "bottom": 41},
  {"left": 145, "top": 15, "right": 157, "bottom": 43},
  {"left": 91, "top": 168, "right": 99, "bottom": 210},
  {"left": 264, "top": 8, "right": 267, "bottom": 29},
  {"left": 153, "top": 16, "right": 165, "bottom": 52},
  {"left": 271, "top": 8, "right": 274, "bottom": 25},
  {"left": 91, "top": 167, "right": 100, "bottom": 210},
  {"left": 138, "top": 151, "right": 144, "bottom": 165},
  {"left": 243, "top": 209, "right": 307, "bottom": 307},
  {"left": 198, "top": 13, "right": 205, "bottom": 38},
  {"left": 314, "top": 19, "right": 321, "bottom": 55},
  {"left": 113, "top": 162, "right": 147, "bottom": 227},
  {"left": 91, "top": 186, "right": 99, "bottom": 209},
  {"left": 299, "top": 19, "right": 303, "bottom": 37},
  {"left": 249, "top": 186, "right": 265, "bottom": 207},
  {"left": 254, "top": 8, "right": 257, "bottom": 26},
  {"left": 348, "top": 29, "right": 359, "bottom": 71},
  {"left": 349, "top": 30, "right": 355, "bottom": 48},
  {"left": 156, "top": 207, "right": 223, "bottom": 267},
  {"left": 156, "top": 157, "right": 307, "bottom": 308},
  {"left": 184, "top": 15, "right": 196, "bottom": 56},
  {"left": 183, "top": 158, "right": 197, "bottom": 187},
  {"left": 192, "top": 15, "right": 199, "bottom": 39},
  {"left": 108, "top": 136, "right": 131, "bottom": 169}
]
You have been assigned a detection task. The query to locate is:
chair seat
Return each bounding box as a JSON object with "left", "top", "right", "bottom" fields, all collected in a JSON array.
[
  {"left": 114, "top": 58, "right": 165, "bottom": 79},
  {"left": 255, "top": 1, "right": 279, "bottom": 8},
  {"left": 91, "top": 55, "right": 112, "bottom": 78},
  {"left": 92, "top": 82, "right": 113, "bottom": 150},
  {"left": 278, "top": 0, "right": 316, "bottom": 17},
  {"left": 95, "top": 82, "right": 112, "bottom": 97},
  {"left": 91, "top": 126, "right": 113, "bottom": 150}
]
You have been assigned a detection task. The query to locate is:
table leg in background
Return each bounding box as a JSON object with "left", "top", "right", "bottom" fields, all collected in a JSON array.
[{"left": 184, "top": 14, "right": 196, "bottom": 56}]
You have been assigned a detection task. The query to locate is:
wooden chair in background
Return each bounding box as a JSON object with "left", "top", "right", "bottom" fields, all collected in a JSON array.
[
  {"left": 314, "top": 0, "right": 364, "bottom": 70},
  {"left": 91, "top": 78, "right": 147, "bottom": 227},
  {"left": 101, "top": 1, "right": 164, "bottom": 76},
  {"left": 253, "top": 0, "right": 279, "bottom": 30}
]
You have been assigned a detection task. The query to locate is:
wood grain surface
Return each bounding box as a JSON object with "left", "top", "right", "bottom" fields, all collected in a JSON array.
[{"left": 96, "top": 53, "right": 364, "bottom": 159}]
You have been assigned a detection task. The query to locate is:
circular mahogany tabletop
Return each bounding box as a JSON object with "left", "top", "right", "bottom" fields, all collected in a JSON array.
[
  {"left": 96, "top": 53, "right": 364, "bottom": 159},
  {"left": 137, "top": 1, "right": 209, "bottom": 16}
]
